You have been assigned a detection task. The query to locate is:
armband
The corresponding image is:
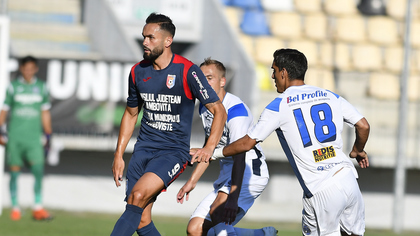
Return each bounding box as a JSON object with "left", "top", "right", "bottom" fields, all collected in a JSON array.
[{"left": 211, "top": 147, "right": 225, "bottom": 160}]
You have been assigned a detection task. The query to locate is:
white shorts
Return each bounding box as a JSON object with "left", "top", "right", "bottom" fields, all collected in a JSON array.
[
  {"left": 190, "top": 176, "right": 268, "bottom": 225},
  {"left": 302, "top": 167, "right": 365, "bottom": 236}
]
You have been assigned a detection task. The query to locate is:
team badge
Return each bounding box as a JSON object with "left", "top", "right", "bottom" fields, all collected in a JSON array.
[{"left": 166, "top": 74, "right": 176, "bottom": 89}]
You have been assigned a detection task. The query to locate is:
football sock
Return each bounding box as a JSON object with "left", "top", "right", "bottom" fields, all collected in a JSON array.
[
  {"left": 213, "top": 222, "right": 237, "bottom": 236},
  {"left": 30, "top": 163, "right": 44, "bottom": 205},
  {"left": 208, "top": 227, "right": 262, "bottom": 236},
  {"left": 111, "top": 204, "right": 143, "bottom": 236},
  {"left": 233, "top": 227, "right": 264, "bottom": 236},
  {"left": 136, "top": 221, "right": 160, "bottom": 236},
  {"left": 9, "top": 171, "right": 19, "bottom": 207}
]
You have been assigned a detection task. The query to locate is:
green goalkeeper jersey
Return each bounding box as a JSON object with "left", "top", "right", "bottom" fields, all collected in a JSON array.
[{"left": 3, "top": 77, "right": 51, "bottom": 142}]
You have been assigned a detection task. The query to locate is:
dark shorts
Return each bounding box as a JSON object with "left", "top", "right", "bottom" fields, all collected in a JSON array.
[{"left": 125, "top": 149, "right": 190, "bottom": 200}]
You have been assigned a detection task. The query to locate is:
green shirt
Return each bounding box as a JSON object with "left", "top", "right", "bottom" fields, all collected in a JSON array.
[{"left": 3, "top": 77, "right": 50, "bottom": 141}]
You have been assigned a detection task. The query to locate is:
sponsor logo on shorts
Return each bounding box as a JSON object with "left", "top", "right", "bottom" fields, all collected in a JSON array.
[
  {"left": 312, "top": 146, "right": 336, "bottom": 162},
  {"left": 168, "top": 163, "right": 180, "bottom": 179},
  {"left": 317, "top": 161, "right": 343, "bottom": 171},
  {"left": 303, "top": 224, "right": 311, "bottom": 235}
]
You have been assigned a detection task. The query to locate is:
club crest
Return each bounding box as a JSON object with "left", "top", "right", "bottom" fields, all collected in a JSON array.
[{"left": 166, "top": 74, "right": 176, "bottom": 89}]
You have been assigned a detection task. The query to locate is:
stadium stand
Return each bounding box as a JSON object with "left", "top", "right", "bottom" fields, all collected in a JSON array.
[
  {"left": 269, "top": 12, "right": 302, "bottom": 39},
  {"left": 303, "top": 13, "right": 328, "bottom": 41},
  {"left": 352, "top": 43, "right": 382, "bottom": 72},
  {"left": 7, "top": 0, "right": 98, "bottom": 59},
  {"left": 324, "top": 0, "right": 358, "bottom": 16},
  {"left": 240, "top": 9, "right": 270, "bottom": 35},
  {"left": 294, "top": 0, "right": 322, "bottom": 13},
  {"left": 367, "top": 16, "right": 400, "bottom": 46},
  {"left": 334, "top": 15, "right": 367, "bottom": 43},
  {"left": 260, "top": 0, "right": 294, "bottom": 12}
]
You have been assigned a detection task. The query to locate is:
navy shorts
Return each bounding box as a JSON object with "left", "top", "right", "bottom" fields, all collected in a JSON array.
[{"left": 125, "top": 148, "right": 189, "bottom": 200}]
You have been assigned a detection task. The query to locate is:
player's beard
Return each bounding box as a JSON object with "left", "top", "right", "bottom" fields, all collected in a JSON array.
[{"left": 143, "top": 46, "right": 164, "bottom": 61}]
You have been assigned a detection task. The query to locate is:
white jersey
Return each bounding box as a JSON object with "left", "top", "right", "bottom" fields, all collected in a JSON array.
[
  {"left": 248, "top": 85, "right": 363, "bottom": 198},
  {"left": 199, "top": 92, "right": 269, "bottom": 189}
]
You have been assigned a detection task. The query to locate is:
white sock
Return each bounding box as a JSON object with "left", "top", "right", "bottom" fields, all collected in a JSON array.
[{"left": 213, "top": 222, "right": 237, "bottom": 236}]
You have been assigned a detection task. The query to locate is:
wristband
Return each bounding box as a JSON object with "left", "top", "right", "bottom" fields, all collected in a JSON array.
[{"left": 211, "top": 147, "right": 225, "bottom": 160}]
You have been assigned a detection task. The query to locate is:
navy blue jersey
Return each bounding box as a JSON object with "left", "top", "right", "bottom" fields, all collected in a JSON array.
[{"left": 127, "top": 54, "right": 219, "bottom": 154}]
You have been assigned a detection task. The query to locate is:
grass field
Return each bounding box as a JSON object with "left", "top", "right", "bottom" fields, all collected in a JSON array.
[{"left": 0, "top": 208, "right": 419, "bottom": 236}]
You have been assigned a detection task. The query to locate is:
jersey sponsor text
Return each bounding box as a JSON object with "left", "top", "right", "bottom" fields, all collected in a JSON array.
[{"left": 312, "top": 146, "right": 336, "bottom": 162}]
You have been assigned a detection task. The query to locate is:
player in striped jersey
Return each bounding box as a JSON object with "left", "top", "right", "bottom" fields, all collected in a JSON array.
[
  {"left": 207, "top": 49, "right": 370, "bottom": 236},
  {"left": 178, "top": 58, "right": 277, "bottom": 236}
]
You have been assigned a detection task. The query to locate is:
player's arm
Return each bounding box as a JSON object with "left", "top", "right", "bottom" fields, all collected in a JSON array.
[
  {"left": 0, "top": 109, "right": 7, "bottom": 145},
  {"left": 349, "top": 117, "right": 370, "bottom": 168},
  {"left": 223, "top": 152, "right": 245, "bottom": 225},
  {"left": 177, "top": 160, "right": 210, "bottom": 204},
  {"left": 112, "top": 106, "right": 139, "bottom": 187},
  {"left": 214, "top": 134, "right": 257, "bottom": 159},
  {"left": 191, "top": 100, "right": 226, "bottom": 163}
]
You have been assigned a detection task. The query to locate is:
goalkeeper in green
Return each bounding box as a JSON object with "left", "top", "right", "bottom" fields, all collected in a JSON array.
[{"left": 0, "top": 56, "right": 53, "bottom": 221}]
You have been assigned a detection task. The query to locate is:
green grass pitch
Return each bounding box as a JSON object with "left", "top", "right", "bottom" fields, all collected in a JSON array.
[{"left": 0, "top": 208, "right": 418, "bottom": 236}]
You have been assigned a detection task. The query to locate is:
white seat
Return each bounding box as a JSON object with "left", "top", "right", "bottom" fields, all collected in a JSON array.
[
  {"left": 269, "top": 12, "right": 302, "bottom": 39},
  {"left": 304, "top": 68, "right": 335, "bottom": 91},
  {"left": 294, "top": 0, "right": 322, "bottom": 13},
  {"left": 408, "top": 74, "right": 420, "bottom": 101},
  {"left": 324, "top": 0, "right": 358, "bottom": 16},
  {"left": 386, "top": 0, "right": 406, "bottom": 20},
  {"left": 303, "top": 13, "right": 328, "bottom": 41},
  {"left": 238, "top": 33, "right": 255, "bottom": 58},
  {"left": 410, "top": 20, "right": 420, "bottom": 48},
  {"left": 334, "top": 42, "right": 352, "bottom": 71},
  {"left": 261, "top": 0, "right": 294, "bottom": 12},
  {"left": 352, "top": 44, "right": 382, "bottom": 71},
  {"left": 334, "top": 15, "right": 366, "bottom": 43},
  {"left": 254, "top": 36, "right": 285, "bottom": 65},
  {"left": 223, "top": 6, "right": 242, "bottom": 33},
  {"left": 288, "top": 40, "right": 319, "bottom": 66},
  {"left": 384, "top": 46, "right": 403, "bottom": 73},
  {"left": 369, "top": 72, "right": 399, "bottom": 100},
  {"left": 319, "top": 41, "right": 333, "bottom": 68},
  {"left": 367, "top": 16, "right": 400, "bottom": 45}
]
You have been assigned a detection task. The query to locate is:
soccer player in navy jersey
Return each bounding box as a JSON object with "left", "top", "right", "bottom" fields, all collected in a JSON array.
[
  {"left": 110, "top": 13, "right": 226, "bottom": 236},
  {"left": 204, "top": 49, "right": 370, "bottom": 236}
]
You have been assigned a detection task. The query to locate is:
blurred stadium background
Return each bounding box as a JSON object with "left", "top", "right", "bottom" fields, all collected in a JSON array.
[{"left": 0, "top": 0, "right": 420, "bottom": 233}]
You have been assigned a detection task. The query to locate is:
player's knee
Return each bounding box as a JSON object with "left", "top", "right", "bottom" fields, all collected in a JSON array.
[
  {"left": 129, "top": 190, "right": 149, "bottom": 206},
  {"left": 186, "top": 222, "right": 202, "bottom": 236}
]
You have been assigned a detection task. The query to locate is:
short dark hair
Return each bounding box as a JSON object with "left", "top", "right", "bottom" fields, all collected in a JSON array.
[
  {"left": 146, "top": 12, "right": 176, "bottom": 37},
  {"left": 19, "top": 55, "right": 38, "bottom": 67},
  {"left": 200, "top": 57, "right": 226, "bottom": 78},
  {"left": 273, "top": 49, "right": 307, "bottom": 80}
]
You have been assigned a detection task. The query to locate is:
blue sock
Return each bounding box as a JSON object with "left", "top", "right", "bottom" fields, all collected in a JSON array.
[
  {"left": 136, "top": 221, "right": 161, "bottom": 236},
  {"left": 111, "top": 204, "right": 143, "bottom": 236}
]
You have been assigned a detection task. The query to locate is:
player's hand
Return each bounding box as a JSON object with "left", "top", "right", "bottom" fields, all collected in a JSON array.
[
  {"left": 190, "top": 146, "right": 213, "bottom": 164},
  {"left": 176, "top": 181, "right": 196, "bottom": 204},
  {"left": 0, "top": 134, "right": 6, "bottom": 146},
  {"left": 349, "top": 149, "right": 369, "bottom": 168},
  {"left": 222, "top": 196, "right": 239, "bottom": 225},
  {"left": 189, "top": 148, "right": 199, "bottom": 156},
  {"left": 112, "top": 157, "right": 125, "bottom": 187}
]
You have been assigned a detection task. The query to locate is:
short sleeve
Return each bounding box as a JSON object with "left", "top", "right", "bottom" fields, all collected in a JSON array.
[
  {"left": 186, "top": 65, "right": 219, "bottom": 105},
  {"left": 2, "top": 84, "right": 14, "bottom": 111},
  {"left": 248, "top": 98, "right": 283, "bottom": 142},
  {"left": 340, "top": 96, "right": 363, "bottom": 127},
  {"left": 226, "top": 103, "right": 252, "bottom": 143},
  {"left": 126, "top": 67, "right": 140, "bottom": 108},
  {"left": 41, "top": 82, "right": 51, "bottom": 110}
]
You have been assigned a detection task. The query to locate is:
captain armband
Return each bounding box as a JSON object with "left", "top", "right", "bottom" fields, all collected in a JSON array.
[{"left": 211, "top": 147, "right": 225, "bottom": 160}]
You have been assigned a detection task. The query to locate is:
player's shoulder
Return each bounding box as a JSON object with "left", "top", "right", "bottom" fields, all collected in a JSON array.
[
  {"left": 224, "top": 93, "right": 247, "bottom": 108},
  {"left": 172, "top": 54, "right": 194, "bottom": 67}
]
